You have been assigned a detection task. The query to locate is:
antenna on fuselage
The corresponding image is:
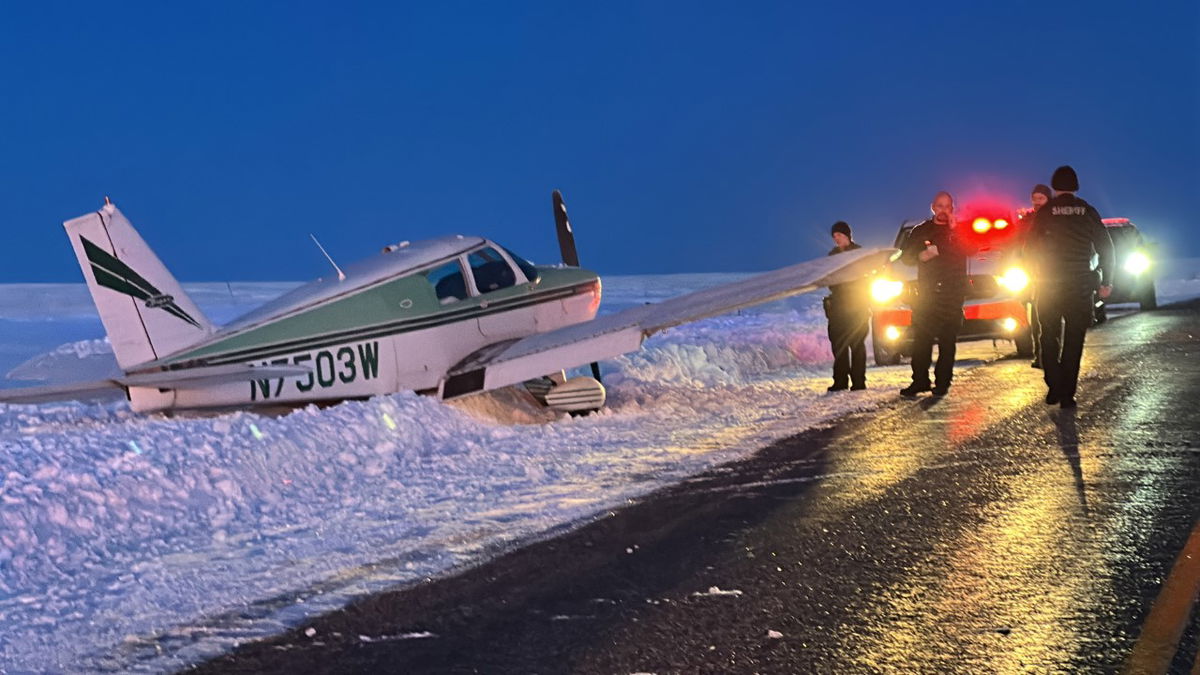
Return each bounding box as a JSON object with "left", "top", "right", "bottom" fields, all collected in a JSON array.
[{"left": 310, "top": 234, "right": 346, "bottom": 281}]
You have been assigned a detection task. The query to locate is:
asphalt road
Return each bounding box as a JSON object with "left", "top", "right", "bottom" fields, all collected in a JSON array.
[{"left": 190, "top": 299, "right": 1200, "bottom": 674}]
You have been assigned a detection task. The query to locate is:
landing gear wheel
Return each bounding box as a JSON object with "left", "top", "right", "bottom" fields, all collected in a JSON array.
[
  {"left": 1014, "top": 328, "right": 1034, "bottom": 357},
  {"left": 1140, "top": 281, "right": 1157, "bottom": 310},
  {"left": 872, "top": 339, "right": 902, "bottom": 366}
]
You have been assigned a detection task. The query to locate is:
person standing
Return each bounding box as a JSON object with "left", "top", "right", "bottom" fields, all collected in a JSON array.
[
  {"left": 898, "top": 191, "right": 972, "bottom": 397},
  {"left": 824, "top": 221, "right": 870, "bottom": 391},
  {"left": 1025, "top": 183, "right": 1052, "bottom": 369},
  {"left": 1025, "top": 166, "right": 1114, "bottom": 409}
]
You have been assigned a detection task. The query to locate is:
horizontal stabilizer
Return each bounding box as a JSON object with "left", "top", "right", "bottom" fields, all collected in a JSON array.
[
  {"left": 0, "top": 363, "right": 313, "bottom": 406},
  {"left": 444, "top": 247, "right": 895, "bottom": 398},
  {"left": 0, "top": 380, "right": 124, "bottom": 405}
]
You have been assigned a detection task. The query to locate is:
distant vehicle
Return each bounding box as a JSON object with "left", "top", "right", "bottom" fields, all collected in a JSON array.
[
  {"left": 0, "top": 194, "right": 891, "bottom": 414},
  {"left": 1094, "top": 217, "right": 1156, "bottom": 323},
  {"left": 869, "top": 201, "right": 1034, "bottom": 365}
]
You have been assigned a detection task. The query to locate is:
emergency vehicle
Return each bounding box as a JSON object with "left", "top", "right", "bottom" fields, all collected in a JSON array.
[
  {"left": 869, "top": 201, "right": 1034, "bottom": 365},
  {"left": 1094, "top": 218, "right": 1156, "bottom": 323}
]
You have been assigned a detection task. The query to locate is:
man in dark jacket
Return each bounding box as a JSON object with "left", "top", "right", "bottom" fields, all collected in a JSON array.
[
  {"left": 1025, "top": 183, "right": 1053, "bottom": 369},
  {"left": 898, "top": 191, "right": 973, "bottom": 397},
  {"left": 1025, "top": 166, "right": 1114, "bottom": 409},
  {"left": 824, "top": 221, "right": 870, "bottom": 391}
]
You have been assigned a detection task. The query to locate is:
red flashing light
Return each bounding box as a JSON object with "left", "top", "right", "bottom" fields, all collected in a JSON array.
[
  {"left": 956, "top": 197, "right": 1019, "bottom": 240},
  {"left": 1102, "top": 218, "right": 1130, "bottom": 225}
]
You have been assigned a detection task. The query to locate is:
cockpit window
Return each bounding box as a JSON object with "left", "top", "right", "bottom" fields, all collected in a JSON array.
[
  {"left": 501, "top": 247, "right": 539, "bottom": 283},
  {"left": 425, "top": 260, "right": 468, "bottom": 304},
  {"left": 468, "top": 247, "right": 518, "bottom": 294}
]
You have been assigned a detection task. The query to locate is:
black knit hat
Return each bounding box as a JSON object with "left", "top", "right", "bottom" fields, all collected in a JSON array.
[
  {"left": 831, "top": 221, "right": 852, "bottom": 238},
  {"left": 1051, "top": 166, "right": 1079, "bottom": 192},
  {"left": 1032, "top": 184, "right": 1052, "bottom": 199}
]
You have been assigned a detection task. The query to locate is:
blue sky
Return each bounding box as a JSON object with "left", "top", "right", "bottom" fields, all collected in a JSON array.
[{"left": 0, "top": 1, "right": 1196, "bottom": 281}]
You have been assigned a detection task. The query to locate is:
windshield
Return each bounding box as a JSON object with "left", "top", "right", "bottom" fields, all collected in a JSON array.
[
  {"left": 1107, "top": 226, "right": 1141, "bottom": 250},
  {"left": 501, "top": 247, "right": 540, "bottom": 283}
]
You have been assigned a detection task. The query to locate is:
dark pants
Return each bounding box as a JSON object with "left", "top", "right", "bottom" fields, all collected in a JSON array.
[
  {"left": 827, "top": 303, "right": 869, "bottom": 387},
  {"left": 1028, "top": 297, "right": 1042, "bottom": 364},
  {"left": 910, "top": 295, "right": 964, "bottom": 388},
  {"left": 1037, "top": 285, "right": 1093, "bottom": 401}
]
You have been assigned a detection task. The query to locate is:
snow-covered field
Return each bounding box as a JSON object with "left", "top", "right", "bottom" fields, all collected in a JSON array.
[{"left": 0, "top": 263, "right": 1197, "bottom": 672}]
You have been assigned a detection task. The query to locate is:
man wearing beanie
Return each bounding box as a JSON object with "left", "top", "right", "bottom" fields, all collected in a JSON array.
[
  {"left": 1025, "top": 184, "right": 1053, "bottom": 369},
  {"left": 898, "top": 191, "right": 974, "bottom": 397},
  {"left": 1024, "top": 165, "right": 1115, "bottom": 409},
  {"left": 824, "top": 221, "right": 869, "bottom": 391}
]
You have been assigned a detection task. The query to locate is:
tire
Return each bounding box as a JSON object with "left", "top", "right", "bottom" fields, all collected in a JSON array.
[
  {"left": 1140, "top": 281, "right": 1157, "bottom": 310},
  {"left": 1014, "top": 328, "right": 1034, "bottom": 357},
  {"left": 871, "top": 322, "right": 903, "bottom": 366},
  {"left": 873, "top": 341, "right": 901, "bottom": 366}
]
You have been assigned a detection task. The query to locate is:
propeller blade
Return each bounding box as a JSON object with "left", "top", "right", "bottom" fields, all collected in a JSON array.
[
  {"left": 553, "top": 190, "right": 580, "bottom": 267},
  {"left": 552, "top": 190, "right": 601, "bottom": 383}
]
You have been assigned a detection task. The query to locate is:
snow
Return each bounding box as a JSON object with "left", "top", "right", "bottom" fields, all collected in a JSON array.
[
  {"left": 693, "top": 586, "right": 745, "bottom": 598},
  {"left": 0, "top": 264, "right": 1196, "bottom": 672}
]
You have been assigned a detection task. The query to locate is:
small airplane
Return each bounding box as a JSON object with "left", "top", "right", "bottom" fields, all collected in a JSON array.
[{"left": 0, "top": 193, "right": 893, "bottom": 414}]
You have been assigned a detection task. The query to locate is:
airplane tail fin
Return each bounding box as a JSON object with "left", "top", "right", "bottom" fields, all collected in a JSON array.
[{"left": 64, "top": 201, "right": 214, "bottom": 370}]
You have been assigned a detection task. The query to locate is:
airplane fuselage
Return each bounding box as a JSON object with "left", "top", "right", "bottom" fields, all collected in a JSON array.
[{"left": 126, "top": 244, "right": 601, "bottom": 412}]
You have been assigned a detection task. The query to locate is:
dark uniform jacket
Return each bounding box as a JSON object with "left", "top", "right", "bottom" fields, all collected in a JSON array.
[
  {"left": 1025, "top": 194, "right": 1115, "bottom": 291},
  {"left": 826, "top": 241, "right": 868, "bottom": 311},
  {"left": 898, "top": 219, "right": 972, "bottom": 298}
]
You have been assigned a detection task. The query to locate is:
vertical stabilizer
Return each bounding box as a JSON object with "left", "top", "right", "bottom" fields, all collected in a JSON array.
[{"left": 64, "top": 202, "right": 214, "bottom": 370}]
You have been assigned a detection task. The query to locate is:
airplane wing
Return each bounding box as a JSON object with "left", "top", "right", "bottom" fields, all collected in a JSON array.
[
  {"left": 444, "top": 247, "right": 896, "bottom": 398},
  {"left": 0, "top": 363, "right": 312, "bottom": 406}
]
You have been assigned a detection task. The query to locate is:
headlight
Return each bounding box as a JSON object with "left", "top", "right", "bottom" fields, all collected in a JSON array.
[
  {"left": 884, "top": 325, "right": 901, "bottom": 341},
  {"left": 995, "top": 267, "right": 1029, "bottom": 293},
  {"left": 871, "top": 278, "right": 904, "bottom": 303},
  {"left": 1125, "top": 251, "right": 1150, "bottom": 275},
  {"left": 1001, "top": 317, "right": 1018, "bottom": 333}
]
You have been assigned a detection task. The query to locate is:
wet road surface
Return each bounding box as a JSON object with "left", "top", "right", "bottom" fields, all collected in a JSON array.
[{"left": 190, "top": 300, "right": 1200, "bottom": 674}]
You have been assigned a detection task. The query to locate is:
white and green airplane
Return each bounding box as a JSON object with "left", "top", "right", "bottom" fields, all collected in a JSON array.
[{"left": 0, "top": 193, "right": 893, "bottom": 414}]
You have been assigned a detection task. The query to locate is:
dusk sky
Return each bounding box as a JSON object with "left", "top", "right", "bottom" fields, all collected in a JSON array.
[{"left": 1, "top": 1, "right": 1196, "bottom": 282}]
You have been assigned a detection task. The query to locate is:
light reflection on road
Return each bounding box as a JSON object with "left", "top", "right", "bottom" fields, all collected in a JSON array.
[{"left": 815, "top": 315, "right": 1184, "bottom": 672}]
